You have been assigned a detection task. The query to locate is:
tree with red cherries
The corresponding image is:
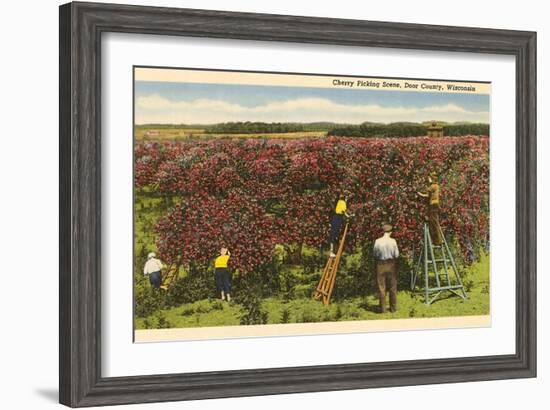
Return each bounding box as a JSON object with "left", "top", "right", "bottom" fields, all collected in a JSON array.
[{"left": 135, "top": 135, "right": 489, "bottom": 273}]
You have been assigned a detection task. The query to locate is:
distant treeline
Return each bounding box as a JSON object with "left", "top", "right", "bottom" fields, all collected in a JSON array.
[
  {"left": 203, "top": 122, "right": 340, "bottom": 134},
  {"left": 328, "top": 122, "right": 489, "bottom": 138},
  {"left": 138, "top": 121, "right": 490, "bottom": 137},
  {"left": 442, "top": 123, "right": 490, "bottom": 136}
]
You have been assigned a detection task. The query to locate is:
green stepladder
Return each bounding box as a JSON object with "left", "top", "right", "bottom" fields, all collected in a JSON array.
[{"left": 411, "top": 223, "right": 467, "bottom": 305}]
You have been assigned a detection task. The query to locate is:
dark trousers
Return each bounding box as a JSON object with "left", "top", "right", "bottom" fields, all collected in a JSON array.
[
  {"left": 215, "top": 268, "right": 232, "bottom": 294},
  {"left": 376, "top": 259, "right": 397, "bottom": 313},
  {"left": 428, "top": 204, "right": 443, "bottom": 245},
  {"left": 148, "top": 271, "right": 162, "bottom": 289},
  {"left": 329, "top": 214, "right": 344, "bottom": 247}
]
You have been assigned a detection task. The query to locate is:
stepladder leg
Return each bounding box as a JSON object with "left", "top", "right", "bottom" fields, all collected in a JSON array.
[{"left": 420, "top": 223, "right": 468, "bottom": 305}]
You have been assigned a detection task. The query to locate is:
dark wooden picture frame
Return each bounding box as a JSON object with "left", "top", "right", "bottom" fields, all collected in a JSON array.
[{"left": 59, "top": 1, "right": 536, "bottom": 407}]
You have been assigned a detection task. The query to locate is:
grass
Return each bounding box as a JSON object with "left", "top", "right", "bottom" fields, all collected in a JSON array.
[
  {"left": 135, "top": 252, "right": 490, "bottom": 330},
  {"left": 134, "top": 191, "right": 188, "bottom": 279},
  {"left": 136, "top": 299, "right": 243, "bottom": 329}
]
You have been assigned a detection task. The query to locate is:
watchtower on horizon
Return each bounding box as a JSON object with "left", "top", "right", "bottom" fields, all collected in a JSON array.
[{"left": 427, "top": 122, "right": 444, "bottom": 138}]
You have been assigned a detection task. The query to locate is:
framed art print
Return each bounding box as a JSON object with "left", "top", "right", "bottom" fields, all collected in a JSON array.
[{"left": 59, "top": 2, "right": 536, "bottom": 407}]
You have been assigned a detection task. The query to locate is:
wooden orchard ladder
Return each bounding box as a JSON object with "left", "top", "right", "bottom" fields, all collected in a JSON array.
[
  {"left": 160, "top": 264, "right": 180, "bottom": 291},
  {"left": 313, "top": 223, "right": 349, "bottom": 305}
]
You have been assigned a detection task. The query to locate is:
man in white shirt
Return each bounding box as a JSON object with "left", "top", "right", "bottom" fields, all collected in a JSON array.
[
  {"left": 143, "top": 252, "right": 163, "bottom": 289},
  {"left": 373, "top": 224, "right": 400, "bottom": 313}
]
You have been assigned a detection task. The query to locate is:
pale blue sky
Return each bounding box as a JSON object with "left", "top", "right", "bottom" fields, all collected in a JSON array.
[{"left": 135, "top": 81, "right": 490, "bottom": 125}]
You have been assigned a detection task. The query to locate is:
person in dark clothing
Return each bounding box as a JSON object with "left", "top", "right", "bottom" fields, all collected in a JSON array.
[
  {"left": 417, "top": 172, "right": 444, "bottom": 245},
  {"left": 329, "top": 192, "right": 351, "bottom": 257},
  {"left": 214, "top": 247, "right": 232, "bottom": 302},
  {"left": 143, "top": 252, "right": 163, "bottom": 289},
  {"left": 373, "top": 224, "right": 400, "bottom": 313}
]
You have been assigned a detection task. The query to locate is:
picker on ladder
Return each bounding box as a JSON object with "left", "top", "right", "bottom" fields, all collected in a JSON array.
[
  {"left": 411, "top": 223, "right": 467, "bottom": 305},
  {"left": 313, "top": 191, "right": 352, "bottom": 305},
  {"left": 412, "top": 170, "right": 466, "bottom": 304},
  {"left": 313, "top": 222, "right": 349, "bottom": 305}
]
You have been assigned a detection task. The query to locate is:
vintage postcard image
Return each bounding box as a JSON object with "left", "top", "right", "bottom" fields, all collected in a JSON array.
[{"left": 133, "top": 67, "right": 490, "bottom": 342}]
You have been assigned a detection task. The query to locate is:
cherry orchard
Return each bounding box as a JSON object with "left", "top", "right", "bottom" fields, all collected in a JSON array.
[{"left": 135, "top": 136, "right": 489, "bottom": 273}]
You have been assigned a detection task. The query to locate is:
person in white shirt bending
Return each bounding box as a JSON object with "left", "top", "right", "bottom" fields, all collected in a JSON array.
[
  {"left": 143, "top": 252, "right": 164, "bottom": 289},
  {"left": 373, "top": 224, "right": 400, "bottom": 313}
]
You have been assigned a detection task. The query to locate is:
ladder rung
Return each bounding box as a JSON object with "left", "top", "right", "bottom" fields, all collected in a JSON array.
[{"left": 427, "top": 285, "right": 464, "bottom": 292}]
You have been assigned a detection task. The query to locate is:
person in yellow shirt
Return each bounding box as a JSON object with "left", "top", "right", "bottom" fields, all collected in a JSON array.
[
  {"left": 214, "top": 247, "right": 232, "bottom": 302},
  {"left": 329, "top": 192, "right": 351, "bottom": 257}
]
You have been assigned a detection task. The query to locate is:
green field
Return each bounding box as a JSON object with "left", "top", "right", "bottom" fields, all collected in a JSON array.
[
  {"left": 135, "top": 126, "right": 327, "bottom": 141},
  {"left": 135, "top": 253, "right": 489, "bottom": 330}
]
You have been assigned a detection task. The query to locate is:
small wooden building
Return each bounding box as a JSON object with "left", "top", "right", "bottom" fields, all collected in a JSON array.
[{"left": 427, "top": 122, "right": 444, "bottom": 138}]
